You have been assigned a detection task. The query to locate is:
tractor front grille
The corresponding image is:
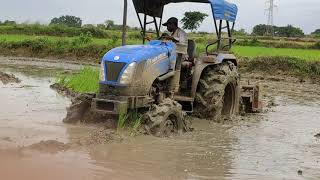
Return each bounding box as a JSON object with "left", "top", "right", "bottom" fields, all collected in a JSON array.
[{"left": 105, "top": 62, "right": 127, "bottom": 82}]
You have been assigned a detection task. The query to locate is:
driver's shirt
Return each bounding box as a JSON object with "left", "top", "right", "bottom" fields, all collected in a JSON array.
[{"left": 171, "top": 27, "right": 188, "bottom": 45}]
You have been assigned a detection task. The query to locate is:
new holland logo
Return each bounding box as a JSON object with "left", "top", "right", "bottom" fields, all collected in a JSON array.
[{"left": 114, "top": 56, "right": 120, "bottom": 61}]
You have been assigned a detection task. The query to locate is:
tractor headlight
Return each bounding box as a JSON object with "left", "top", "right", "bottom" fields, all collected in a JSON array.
[
  {"left": 100, "top": 61, "right": 105, "bottom": 81},
  {"left": 120, "top": 62, "right": 137, "bottom": 85}
]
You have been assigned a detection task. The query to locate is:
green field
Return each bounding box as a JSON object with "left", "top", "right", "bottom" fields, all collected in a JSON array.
[
  {"left": 0, "top": 34, "right": 319, "bottom": 61},
  {"left": 232, "top": 46, "right": 320, "bottom": 61}
]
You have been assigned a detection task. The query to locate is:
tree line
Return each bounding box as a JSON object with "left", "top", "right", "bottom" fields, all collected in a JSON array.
[
  {"left": 1, "top": 15, "right": 320, "bottom": 38},
  {"left": 252, "top": 24, "right": 305, "bottom": 37}
]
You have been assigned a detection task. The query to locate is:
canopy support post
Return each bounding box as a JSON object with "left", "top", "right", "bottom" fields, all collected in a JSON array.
[
  {"left": 122, "top": 0, "right": 128, "bottom": 46},
  {"left": 226, "top": 21, "right": 232, "bottom": 49}
]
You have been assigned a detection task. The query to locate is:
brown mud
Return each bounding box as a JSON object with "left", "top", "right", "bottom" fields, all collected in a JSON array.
[
  {"left": 1, "top": 57, "right": 320, "bottom": 179},
  {"left": 26, "top": 140, "right": 70, "bottom": 153},
  {"left": 0, "top": 71, "right": 21, "bottom": 84}
]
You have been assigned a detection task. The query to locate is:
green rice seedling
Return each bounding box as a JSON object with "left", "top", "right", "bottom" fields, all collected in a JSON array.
[
  {"left": 129, "top": 111, "right": 142, "bottom": 136},
  {"left": 56, "top": 66, "right": 100, "bottom": 93},
  {"left": 117, "top": 111, "right": 129, "bottom": 132},
  {"left": 233, "top": 46, "right": 320, "bottom": 61}
]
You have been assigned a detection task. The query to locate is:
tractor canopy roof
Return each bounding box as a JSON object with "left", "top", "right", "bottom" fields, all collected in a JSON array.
[{"left": 132, "top": 0, "right": 238, "bottom": 22}]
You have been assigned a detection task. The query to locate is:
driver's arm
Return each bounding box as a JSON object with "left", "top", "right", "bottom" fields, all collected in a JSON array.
[{"left": 160, "top": 33, "right": 179, "bottom": 42}]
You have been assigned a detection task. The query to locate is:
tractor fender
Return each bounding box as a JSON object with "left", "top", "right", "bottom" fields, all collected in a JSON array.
[
  {"left": 217, "top": 53, "right": 237, "bottom": 66},
  {"left": 191, "top": 54, "right": 237, "bottom": 98}
]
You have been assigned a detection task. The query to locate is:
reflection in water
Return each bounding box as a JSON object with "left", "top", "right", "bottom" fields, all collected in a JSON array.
[
  {"left": 85, "top": 121, "right": 234, "bottom": 180},
  {"left": 230, "top": 97, "right": 320, "bottom": 180},
  {"left": 0, "top": 67, "right": 70, "bottom": 147},
  {"left": 1, "top": 62, "right": 320, "bottom": 180}
]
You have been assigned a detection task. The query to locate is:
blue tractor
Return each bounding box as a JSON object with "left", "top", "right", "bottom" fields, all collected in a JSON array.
[{"left": 89, "top": 0, "right": 243, "bottom": 136}]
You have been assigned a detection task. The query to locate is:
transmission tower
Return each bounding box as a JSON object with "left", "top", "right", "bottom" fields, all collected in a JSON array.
[{"left": 266, "top": 0, "right": 276, "bottom": 36}]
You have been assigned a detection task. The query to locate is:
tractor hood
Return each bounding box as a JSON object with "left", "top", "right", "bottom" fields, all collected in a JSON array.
[{"left": 102, "top": 40, "right": 175, "bottom": 64}]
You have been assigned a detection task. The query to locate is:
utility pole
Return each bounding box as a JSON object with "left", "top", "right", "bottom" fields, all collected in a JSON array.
[
  {"left": 266, "top": 0, "right": 276, "bottom": 36},
  {"left": 122, "top": 0, "right": 128, "bottom": 46}
]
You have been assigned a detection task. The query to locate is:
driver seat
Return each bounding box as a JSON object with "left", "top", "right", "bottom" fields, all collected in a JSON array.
[{"left": 187, "top": 39, "right": 196, "bottom": 62}]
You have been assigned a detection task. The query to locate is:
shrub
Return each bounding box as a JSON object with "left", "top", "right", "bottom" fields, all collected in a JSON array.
[
  {"left": 29, "top": 37, "right": 50, "bottom": 52},
  {"left": 312, "top": 41, "right": 320, "bottom": 49},
  {"left": 241, "top": 56, "right": 320, "bottom": 81},
  {"left": 71, "top": 32, "right": 93, "bottom": 46}
]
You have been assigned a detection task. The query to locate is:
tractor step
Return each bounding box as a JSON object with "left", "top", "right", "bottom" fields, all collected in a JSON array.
[
  {"left": 174, "top": 95, "right": 194, "bottom": 113},
  {"left": 241, "top": 84, "right": 263, "bottom": 113}
]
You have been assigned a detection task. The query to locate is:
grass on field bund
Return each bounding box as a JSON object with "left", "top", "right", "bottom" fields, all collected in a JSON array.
[{"left": 240, "top": 56, "right": 320, "bottom": 81}]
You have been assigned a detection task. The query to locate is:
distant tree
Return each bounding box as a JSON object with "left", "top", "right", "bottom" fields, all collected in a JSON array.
[
  {"left": 197, "top": 31, "right": 209, "bottom": 35},
  {"left": 181, "top": 11, "right": 208, "bottom": 32},
  {"left": 233, "top": 28, "right": 248, "bottom": 36},
  {"left": 252, "top": 24, "right": 270, "bottom": 36},
  {"left": 312, "top": 29, "right": 320, "bottom": 35},
  {"left": 82, "top": 24, "right": 95, "bottom": 28},
  {"left": 105, "top": 20, "right": 115, "bottom": 30},
  {"left": 252, "top": 24, "right": 304, "bottom": 37},
  {"left": 97, "top": 24, "right": 106, "bottom": 29},
  {"left": 130, "top": 27, "right": 140, "bottom": 31},
  {"left": 50, "top": 15, "right": 82, "bottom": 27},
  {"left": 275, "top": 25, "right": 304, "bottom": 37},
  {"left": 1, "top": 20, "right": 17, "bottom": 26}
]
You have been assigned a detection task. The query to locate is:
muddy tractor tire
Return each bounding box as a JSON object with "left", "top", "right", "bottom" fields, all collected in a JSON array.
[
  {"left": 143, "top": 99, "right": 187, "bottom": 137},
  {"left": 194, "top": 62, "right": 240, "bottom": 121}
]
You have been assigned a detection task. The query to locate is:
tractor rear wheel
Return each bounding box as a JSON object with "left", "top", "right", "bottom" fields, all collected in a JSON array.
[
  {"left": 194, "top": 62, "right": 240, "bottom": 122},
  {"left": 143, "top": 99, "right": 187, "bottom": 137}
]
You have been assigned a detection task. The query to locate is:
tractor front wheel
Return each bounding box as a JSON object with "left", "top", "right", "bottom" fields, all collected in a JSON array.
[{"left": 143, "top": 99, "right": 187, "bottom": 137}]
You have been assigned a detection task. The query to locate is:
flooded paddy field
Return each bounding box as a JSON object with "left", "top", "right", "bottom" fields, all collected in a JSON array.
[{"left": 0, "top": 57, "right": 320, "bottom": 180}]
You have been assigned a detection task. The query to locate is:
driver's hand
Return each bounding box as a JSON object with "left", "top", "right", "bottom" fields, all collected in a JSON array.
[
  {"left": 161, "top": 33, "right": 169, "bottom": 37},
  {"left": 161, "top": 34, "right": 173, "bottom": 40},
  {"left": 145, "top": 36, "right": 152, "bottom": 41}
]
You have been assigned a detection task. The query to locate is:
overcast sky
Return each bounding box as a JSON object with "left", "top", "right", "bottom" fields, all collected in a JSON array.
[{"left": 0, "top": 0, "right": 319, "bottom": 34}]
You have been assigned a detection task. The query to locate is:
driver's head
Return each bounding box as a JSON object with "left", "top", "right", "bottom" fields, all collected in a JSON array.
[{"left": 163, "top": 17, "right": 178, "bottom": 33}]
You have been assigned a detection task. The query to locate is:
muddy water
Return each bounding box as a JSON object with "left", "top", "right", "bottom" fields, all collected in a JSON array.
[{"left": 1, "top": 58, "right": 320, "bottom": 180}]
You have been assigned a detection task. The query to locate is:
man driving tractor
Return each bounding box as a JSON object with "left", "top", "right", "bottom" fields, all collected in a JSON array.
[{"left": 162, "top": 17, "right": 188, "bottom": 45}]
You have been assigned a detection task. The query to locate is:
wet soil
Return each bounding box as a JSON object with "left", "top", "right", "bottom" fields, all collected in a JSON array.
[
  {"left": 0, "top": 71, "right": 21, "bottom": 84},
  {"left": 26, "top": 140, "right": 70, "bottom": 153},
  {"left": 1, "top": 57, "right": 320, "bottom": 180}
]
